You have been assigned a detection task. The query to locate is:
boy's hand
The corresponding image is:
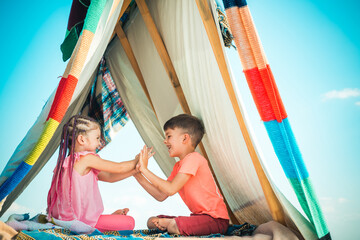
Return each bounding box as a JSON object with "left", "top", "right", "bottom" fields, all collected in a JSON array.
[
  {"left": 134, "top": 154, "right": 141, "bottom": 173},
  {"left": 139, "top": 145, "right": 155, "bottom": 172}
]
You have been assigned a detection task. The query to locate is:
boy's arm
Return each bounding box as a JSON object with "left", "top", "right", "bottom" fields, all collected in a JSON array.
[
  {"left": 133, "top": 172, "right": 168, "bottom": 201},
  {"left": 137, "top": 146, "right": 190, "bottom": 198},
  {"left": 140, "top": 167, "right": 191, "bottom": 196}
]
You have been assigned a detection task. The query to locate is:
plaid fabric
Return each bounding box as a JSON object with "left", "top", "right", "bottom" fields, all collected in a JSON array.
[
  {"left": 216, "top": 5, "right": 235, "bottom": 49},
  {"left": 84, "top": 58, "right": 129, "bottom": 149}
]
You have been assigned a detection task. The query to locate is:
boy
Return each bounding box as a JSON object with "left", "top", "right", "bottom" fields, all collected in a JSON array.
[{"left": 134, "top": 114, "right": 229, "bottom": 236}]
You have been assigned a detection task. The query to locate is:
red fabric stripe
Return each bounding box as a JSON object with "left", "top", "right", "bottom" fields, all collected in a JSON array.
[
  {"left": 47, "top": 75, "right": 78, "bottom": 122},
  {"left": 244, "top": 66, "right": 287, "bottom": 122},
  {"left": 266, "top": 65, "right": 287, "bottom": 120}
]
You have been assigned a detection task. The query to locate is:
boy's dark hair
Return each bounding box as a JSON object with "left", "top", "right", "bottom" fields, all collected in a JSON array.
[{"left": 164, "top": 114, "right": 205, "bottom": 147}]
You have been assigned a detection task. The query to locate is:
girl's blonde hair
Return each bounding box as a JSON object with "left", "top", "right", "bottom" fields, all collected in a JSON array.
[{"left": 47, "top": 115, "right": 100, "bottom": 217}]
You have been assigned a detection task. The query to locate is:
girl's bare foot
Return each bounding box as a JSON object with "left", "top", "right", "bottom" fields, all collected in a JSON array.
[{"left": 112, "top": 208, "right": 129, "bottom": 215}]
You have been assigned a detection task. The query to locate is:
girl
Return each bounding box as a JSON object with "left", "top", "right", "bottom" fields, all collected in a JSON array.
[{"left": 47, "top": 115, "right": 146, "bottom": 232}]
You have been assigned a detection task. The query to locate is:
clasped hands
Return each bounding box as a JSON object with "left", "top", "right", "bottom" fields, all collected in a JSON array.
[{"left": 135, "top": 145, "right": 155, "bottom": 173}]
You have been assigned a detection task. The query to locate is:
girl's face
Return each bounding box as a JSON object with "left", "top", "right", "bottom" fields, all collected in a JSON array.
[{"left": 83, "top": 127, "right": 102, "bottom": 152}]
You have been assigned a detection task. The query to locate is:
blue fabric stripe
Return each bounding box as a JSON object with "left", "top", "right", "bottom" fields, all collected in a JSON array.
[
  {"left": 264, "top": 118, "right": 309, "bottom": 180},
  {"left": 0, "top": 162, "right": 32, "bottom": 201},
  {"left": 222, "top": 0, "right": 247, "bottom": 9}
]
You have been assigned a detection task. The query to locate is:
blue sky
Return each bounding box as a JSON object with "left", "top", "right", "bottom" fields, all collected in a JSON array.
[{"left": 0, "top": 1, "right": 359, "bottom": 239}]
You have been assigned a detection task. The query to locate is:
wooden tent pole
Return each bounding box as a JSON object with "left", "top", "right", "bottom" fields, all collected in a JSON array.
[
  {"left": 110, "top": 0, "right": 132, "bottom": 41},
  {"left": 114, "top": 23, "right": 157, "bottom": 117},
  {"left": 195, "top": 0, "right": 286, "bottom": 224},
  {"left": 135, "top": 0, "right": 239, "bottom": 224},
  {"left": 134, "top": 0, "right": 191, "bottom": 114}
]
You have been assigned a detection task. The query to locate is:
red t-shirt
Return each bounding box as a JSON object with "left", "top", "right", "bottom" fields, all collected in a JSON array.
[{"left": 167, "top": 152, "right": 229, "bottom": 220}]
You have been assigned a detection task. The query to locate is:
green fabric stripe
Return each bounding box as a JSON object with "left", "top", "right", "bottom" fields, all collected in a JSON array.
[
  {"left": 60, "top": 26, "right": 80, "bottom": 61},
  {"left": 289, "top": 178, "right": 329, "bottom": 238},
  {"left": 83, "top": 0, "right": 107, "bottom": 33}
]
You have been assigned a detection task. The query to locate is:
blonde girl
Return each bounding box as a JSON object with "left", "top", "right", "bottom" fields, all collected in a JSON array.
[{"left": 47, "top": 115, "right": 143, "bottom": 232}]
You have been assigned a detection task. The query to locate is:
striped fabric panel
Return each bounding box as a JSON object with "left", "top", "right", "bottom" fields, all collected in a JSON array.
[
  {"left": 0, "top": 0, "right": 107, "bottom": 203},
  {"left": 222, "top": 1, "right": 331, "bottom": 239},
  {"left": 24, "top": 119, "right": 60, "bottom": 165},
  {"left": 0, "top": 162, "right": 32, "bottom": 201},
  {"left": 289, "top": 178, "right": 330, "bottom": 238},
  {"left": 47, "top": 75, "right": 78, "bottom": 122},
  {"left": 264, "top": 119, "right": 308, "bottom": 180}
]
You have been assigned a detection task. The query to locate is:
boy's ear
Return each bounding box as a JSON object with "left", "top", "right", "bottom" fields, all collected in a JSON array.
[{"left": 182, "top": 133, "right": 191, "bottom": 144}]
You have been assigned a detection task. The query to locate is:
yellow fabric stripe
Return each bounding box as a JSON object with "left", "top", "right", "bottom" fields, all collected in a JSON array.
[{"left": 24, "top": 119, "right": 59, "bottom": 165}]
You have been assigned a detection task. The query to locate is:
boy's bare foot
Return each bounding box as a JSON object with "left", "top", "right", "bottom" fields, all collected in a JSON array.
[
  {"left": 152, "top": 218, "right": 167, "bottom": 231},
  {"left": 151, "top": 218, "right": 180, "bottom": 234},
  {"left": 112, "top": 208, "right": 129, "bottom": 215}
]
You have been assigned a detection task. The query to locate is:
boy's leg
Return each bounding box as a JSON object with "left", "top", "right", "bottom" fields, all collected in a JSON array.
[{"left": 175, "top": 214, "right": 229, "bottom": 236}]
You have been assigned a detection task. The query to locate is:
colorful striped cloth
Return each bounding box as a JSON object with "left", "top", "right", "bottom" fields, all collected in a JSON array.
[
  {"left": 60, "top": 0, "right": 90, "bottom": 61},
  {"left": 0, "top": 0, "right": 107, "bottom": 206},
  {"left": 84, "top": 58, "right": 129, "bottom": 148},
  {"left": 221, "top": 0, "right": 331, "bottom": 239}
]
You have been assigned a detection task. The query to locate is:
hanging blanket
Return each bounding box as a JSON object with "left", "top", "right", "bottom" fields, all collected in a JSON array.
[{"left": 82, "top": 57, "right": 129, "bottom": 149}]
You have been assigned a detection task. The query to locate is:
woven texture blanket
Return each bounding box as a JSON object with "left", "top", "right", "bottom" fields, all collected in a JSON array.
[{"left": 14, "top": 223, "right": 257, "bottom": 240}]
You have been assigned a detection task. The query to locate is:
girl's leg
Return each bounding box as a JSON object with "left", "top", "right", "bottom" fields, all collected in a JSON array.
[{"left": 95, "top": 214, "right": 135, "bottom": 232}]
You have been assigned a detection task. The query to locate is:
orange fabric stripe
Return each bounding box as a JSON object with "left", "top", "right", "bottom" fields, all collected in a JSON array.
[{"left": 225, "top": 7, "right": 256, "bottom": 70}]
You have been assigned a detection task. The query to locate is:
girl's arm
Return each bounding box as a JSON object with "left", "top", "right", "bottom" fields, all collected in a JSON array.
[
  {"left": 98, "top": 169, "right": 137, "bottom": 183},
  {"left": 81, "top": 154, "right": 137, "bottom": 182}
]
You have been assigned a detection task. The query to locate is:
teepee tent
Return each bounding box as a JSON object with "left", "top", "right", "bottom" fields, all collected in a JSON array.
[{"left": 0, "top": 0, "right": 330, "bottom": 239}]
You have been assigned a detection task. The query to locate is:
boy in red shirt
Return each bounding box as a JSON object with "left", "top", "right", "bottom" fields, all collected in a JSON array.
[{"left": 134, "top": 114, "right": 229, "bottom": 236}]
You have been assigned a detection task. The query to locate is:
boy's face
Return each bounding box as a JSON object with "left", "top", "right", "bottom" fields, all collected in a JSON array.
[{"left": 164, "top": 127, "right": 187, "bottom": 158}]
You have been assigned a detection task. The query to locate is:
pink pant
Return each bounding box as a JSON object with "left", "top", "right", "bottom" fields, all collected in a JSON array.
[{"left": 95, "top": 215, "right": 135, "bottom": 232}]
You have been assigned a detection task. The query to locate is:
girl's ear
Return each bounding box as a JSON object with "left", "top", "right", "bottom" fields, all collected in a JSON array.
[{"left": 77, "top": 134, "right": 86, "bottom": 145}]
